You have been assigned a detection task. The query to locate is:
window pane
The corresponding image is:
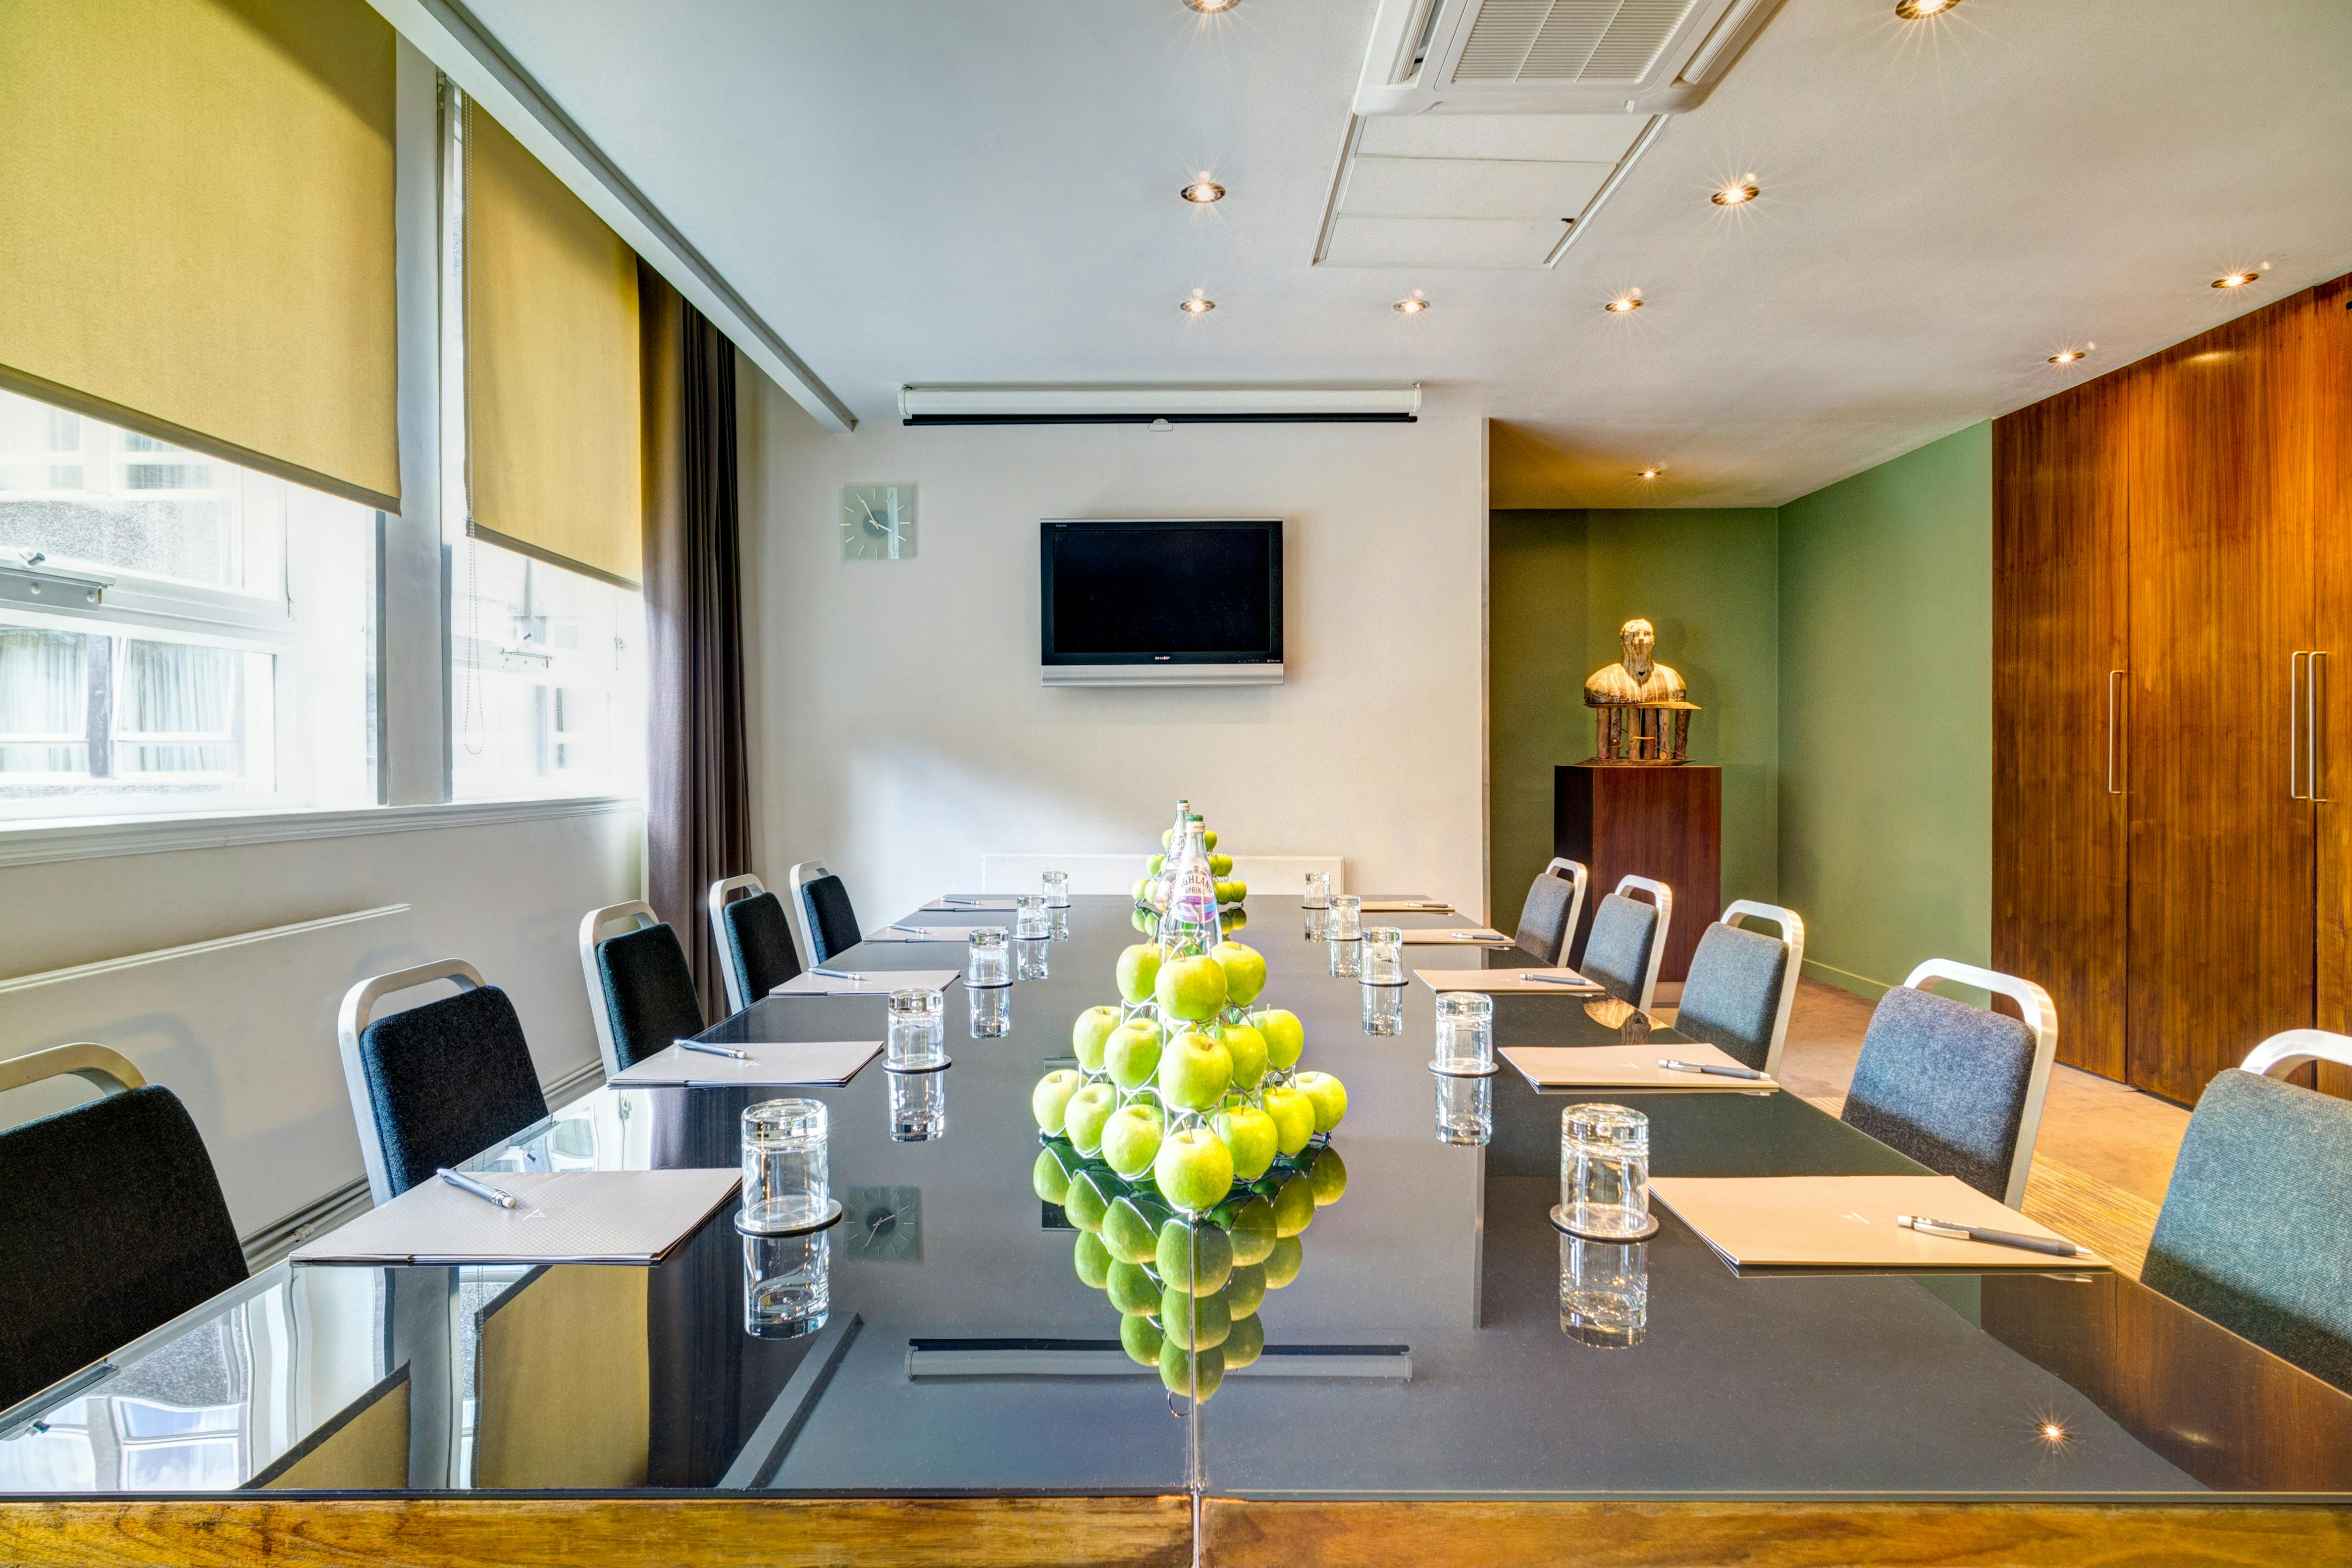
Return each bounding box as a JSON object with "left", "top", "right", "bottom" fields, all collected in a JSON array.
[
  {"left": 0, "top": 628, "right": 89, "bottom": 775},
  {"left": 450, "top": 537, "right": 643, "bottom": 801},
  {"left": 113, "top": 639, "right": 252, "bottom": 779}
]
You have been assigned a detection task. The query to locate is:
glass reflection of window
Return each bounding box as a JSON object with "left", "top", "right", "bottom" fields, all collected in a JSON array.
[
  {"left": 449, "top": 538, "right": 641, "bottom": 801},
  {"left": 0, "top": 1409, "right": 98, "bottom": 1490},
  {"left": 110, "top": 1398, "right": 244, "bottom": 1491}
]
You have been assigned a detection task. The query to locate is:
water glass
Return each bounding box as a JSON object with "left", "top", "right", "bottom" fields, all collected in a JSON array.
[
  {"left": 888, "top": 1068, "right": 947, "bottom": 1142},
  {"left": 1326, "top": 894, "right": 1362, "bottom": 941},
  {"left": 966, "top": 927, "right": 1011, "bottom": 988},
  {"left": 1560, "top": 1235, "right": 1647, "bottom": 1349},
  {"left": 1561, "top": 1103, "right": 1651, "bottom": 1240},
  {"left": 1361, "top": 982, "right": 1404, "bottom": 1036},
  {"left": 970, "top": 983, "right": 1011, "bottom": 1038},
  {"left": 1433, "top": 992, "right": 1495, "bottom": 1075},
  {"left": 1303, "top": 906, "right": 1331, "bottom": 941},
  {"left": 1015, "top": 936, "right": 1050, "bottom": 981},
  {"left": 1434, "top": 1072, "right": 1493, "bottom": 1145},
  {"left": 1303, "top": 871, "right": 1331, "bottom": 910},
  {"left": 1042, "top": 870, "right": 1071, "bottom": 909},
  {"left": 1050, "top": 906, "right": 1072, "bottom": 941},
  {"left": 743, "top": 1229, "right": 831, "bottom": 1339},
  {"left": 1328, "top": 936, "right": 1362, "bottom": 980},
  {"left": 1362, "top": 927, "right": 1406, "bottom": 986},
  {"left": 1015, "top": 893, "right": 1052, "bottom": 939},
  {"left": 741, "top": 1098, "right": 829, "bottom": 1234},
  {"left": 887, "top": 988, "right": 946, "bottom": 1069}
]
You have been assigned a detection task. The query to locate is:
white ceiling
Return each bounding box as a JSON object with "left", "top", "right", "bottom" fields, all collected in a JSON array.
[{"left": 462, "top": 0, "right": 2352, "bottom": 508}]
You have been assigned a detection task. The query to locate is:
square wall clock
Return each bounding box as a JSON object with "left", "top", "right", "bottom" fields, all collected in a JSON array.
[{"left": 841, "top": 482, "right": 917, "bottom": 560}]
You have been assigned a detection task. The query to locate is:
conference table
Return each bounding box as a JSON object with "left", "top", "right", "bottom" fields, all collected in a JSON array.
[{"left": 4, "top": 894, "right": 2350, "bottom": 1567}]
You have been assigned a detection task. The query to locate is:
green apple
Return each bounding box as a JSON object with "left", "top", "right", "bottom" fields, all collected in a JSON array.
[
  {"left": 1262, "top": 1083, "right": 1316, "bottom": 1156},
  {"left": 1208, "top": 940, "right": 1265, "bottom": 1007},
  {"left": 1104, "top": 1021, "right": 1163, "bottom": 1091},
  {"left": 1269, "top": 1171, "right": 1316, "bottom": 1238},
  {"left": 1100, "top": 1102, "right": 1164, "bottom": 1180},
  {"left": 1204, "top": 828, "right": 1219, "bottom": 851},
  {"left": 1102, "top": 1195, "right": 1160, "bottom": 1264},
  {"left": 1263, "top": 1235, "right": 1303, "bottom": 1289},
  {"left": 1063, "top": 1168, "right": 1113, "bottom": 1233},
  {"left": 1073, "top": 1230, "right": 1112, "bottom": 1289},
  {"left": 1033, "top": 1146, "right": 1074, "bottom": 1204},
  {"left": 1214, "top": 879, "right": 1243, "bottom": 905},
  {"left": 1032, "top": 1069, "right": 1082, "bottom": 1135},
  {"left": 1213, "top": 1102, "right": 1279, "bottom": 1182},
  {"left": 1224, "top": 1261, "right": 1267, "bottom": 1320},
  {"left": 1251, "top": 1008, "right": 1305, "bottom": 1071},
  {"left": 1149, "top": 853, "right": 1166, "bottom": 876},
  {"left": 1222, "top": 1311, "right": 1264, "bottom": 1369},
  {"left": 1159, "top": 1337, "right": 1225, "bottom": 1401},
  {"left": 1122, "top": 1313, "right": 1165, "bottom": 1368},
  {"left": 1218, "top": 1019, "right": 1269, "bottom": 1091},
  {"left": 1157, "top": 1030, "right": 1233, "bottom": 1112},
  {"left": 1071, "top": 1006, "right": 1122, "bottom": 1072},
  {"left": 1210, "top": 853, "right": 1233, "bottom": 878},
  {"left": 1131, "top": 878, "right": 1150, "bottom": 904},
  {"left": 1153, "top": 1122, "right": 1236, "bottom": 1213},
  {"left": 1062, "top": 1082, "right": 1120, "bottom": 1155},
  {"left": 1106, "top": 1258, "right": 1160, "bottom": 1316},
  {"left": 1221, "top": 905, "right": 1248, "bottom": 934},
  {"left": 1159, "top": 1282, "right": 1232, "bottom": 1351},
  {"left": 1154, "top": 953, "right": 1229, "bottom": 1022},
  {"left": 1295, "top": 1070, "right": 1349, "bottom": 1134},
  {"left": 1115, "top": 943, "right": 1163, "bottom": 1004},
  {"left": 1307, "top": 1143, "right": 1349, "bottom": 1206},
  {"left": 1215, "top": 1194, "right": 1278, "bottom": 1266},
  {"left": 1156, "top": 1217, "right": 1234, "bottom": 1296}
]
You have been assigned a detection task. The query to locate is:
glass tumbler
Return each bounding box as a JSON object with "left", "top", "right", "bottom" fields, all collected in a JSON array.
[
  {"left": 1433, "top": 992, "right": 1495, "bottom": 1075},
  {"left": 966, "top": 927, "right": 1011, "bottom": 988},
  {"left": 888, "top": 1068, "right": 947, "bottom": 1142},
  {"left": 887, "top": 988, "right": 946, "bottom": 1069},
  {"left": 1328, "top": 936, "right": 1362, "bottom": 980},
  {"left": 1303, "top": 871, "right": 1331, "bottom": 910},
  {"left": 1050, "top": 906, "right": 1072, "bottom": 941},
  {"left": 1560, "top": 1103, "right": 1651, "bottom": 1240},
  {"left": 1042, "top": 870, "right": 1071, "bottom": 909},
  {"left": 1303, "top": 906, "right": 1331, "bottom": 942},
  {"left": 1362, "top": 927, "right": 1406, "bottom": 986},
  {"left": 1434, "top": 1072, "right": 1493, "bottom": 1145},
  {"left": 1015, "top": 936, "right": 1050, "bottom": 981},
  {"left": 1326, "top": 893, "right": 1362, "bottom": 941},
  {"left": 741, "top": 1098, "right": 829, "bottom": 1234},
  {"left": 1015, "top": 894, "right": 1052, "bottom": 939},
  {"left": 1560, "top": 1235, "right": 1648, "bottom": 1349},
  {"left": 744, "top": 1229, "right": 831, "bottom": 1339},
  {"left": 1361, "top": 983, "right": 1404, "bottom": 1036},
  {"left": 970, "top": 984, "right": 1012, "bottom": 1038}
]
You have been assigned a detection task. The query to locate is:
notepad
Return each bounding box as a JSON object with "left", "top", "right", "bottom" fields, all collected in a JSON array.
[
  {"left": 863, "top": 926, "right": 977, "bottom": 942},
  {"left": 1398, "top": 927, "right": 1511, "bottom": 945},
  {"left": 1416, "top": 968, "right": 1606, "bottom": 995},
  {"left": 1501, "top": 1043, "right": 1776, "bottom": 1092},
  {"left": 291, "top": 1169, "right": 741, "bottom": 1266},
  {"left": 771, "top": 968, "right": 961, "bottom": 996},
  {"left": 1359, "top": 899, "right": 1454, "bottom": 913},
  {"left": 610, "top": 1039, "right": 882, "bottom": 1088},
  {"left": 1648, "top": 1175, "right": 2107, "bottom": 1272}
]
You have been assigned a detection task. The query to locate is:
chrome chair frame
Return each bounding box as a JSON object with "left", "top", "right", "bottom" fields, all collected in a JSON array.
[
  {"left": 1529, "top": 857, "right": 1588, "bottom": 968},
  {"left": 2241, "top": 1029, "right": 2352, "bottom": 1080},
  {"left": 1717, "top": 899, "right": 1808, "bottom": 1079},
  {"left": 578, "top": 900, "right": 662, "bottom": 1081},
  {"left": 785, "top": 859, "right": 834, "bottom": 969},
  {"left": 707, "top": 874, "right": 768, "bottom": 1015},
  {"left": 0, "top": 1043, "right": 147, "bottom": 1100},
  {"left": 1612, "top": 874, "right": 1675, "bottom": 1015},
  {"left": 1899, "top": 958, "right": 2060, "bottom": 1210},
  {"left": 336, "top": 959, "right": 488, "bottom": 1206}
]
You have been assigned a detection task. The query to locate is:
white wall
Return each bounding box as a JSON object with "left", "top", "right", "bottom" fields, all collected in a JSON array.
[{"left": 739, "top": 373, "right": 1490, "bottom": 925}]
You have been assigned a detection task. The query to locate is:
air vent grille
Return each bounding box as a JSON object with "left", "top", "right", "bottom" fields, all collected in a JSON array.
[{"left": 1453, "top": 0, "right": 1701, "bottom": 84}]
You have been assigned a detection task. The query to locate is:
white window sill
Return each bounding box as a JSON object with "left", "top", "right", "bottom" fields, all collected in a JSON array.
[{"left": 0, "top": 795, "right": 642, "bottom": 870}]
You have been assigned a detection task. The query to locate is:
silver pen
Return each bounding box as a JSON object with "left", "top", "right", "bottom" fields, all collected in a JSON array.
[
  {"left": 1518, "top": 973, "right": 1591, "bottom": 987},
  {"left": 1658, "top": 1057, "right": 1765, "bottom": 1081},
  {"left": 940, "top": 896, "right": 990, "bottom": 906},
  {"left": 810, "top": 966, "right": 864, "bottom": 982},
  {"left": 1898, "top": 1214, "right": 2091, "bottom": 1258},
  {"left": 678, "top": 1039, "right": 750, "bottom": 1061},
  {"left": 888, "top": 922, "right": 929, "bottom": 935},
  {"left": 436, "top": 1167, "right": 518, "bottom": 1209}
]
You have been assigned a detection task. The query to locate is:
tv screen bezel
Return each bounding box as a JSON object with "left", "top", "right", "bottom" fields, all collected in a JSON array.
[{"left": 1039, "top": 518, "right": 1284, "bottom": 668}]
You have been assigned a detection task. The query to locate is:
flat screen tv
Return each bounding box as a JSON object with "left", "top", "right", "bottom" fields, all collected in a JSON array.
[{"left": 1040, "top": 519, "right": 1283, "bottom": 685}]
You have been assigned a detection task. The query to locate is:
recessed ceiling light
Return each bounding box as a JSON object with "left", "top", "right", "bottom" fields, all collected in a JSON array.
[
  {"left": 1180, "top": 174, "right": 1225, "bottom": 204},
  {"left": 2048, "top": 347, "right": 2090, "bottom": 365},
  {"left": 1893, "top": 0, "right": 1958, "bottom": 16},
  {"left": 2211, "top": 270, "right": 2260, "bottom": 289},
  {"left": 1604, "top": 291, "right": 1644, "bottom": 314},
  {"left": 1185, "top": 0, "right": 1240, "bottom": 11},
  {"left": 1394, "top": 289, "right": 1431, "bottom": 315},
  {"left": 1711, "top": 180, "right": 1760, "bottom": 207},
  {"left": 1179, "top": 289, "right": 1215, "bottom": 315},
  {"left": 1636, "top": 468, "right": 1662, "bottom": 480}
]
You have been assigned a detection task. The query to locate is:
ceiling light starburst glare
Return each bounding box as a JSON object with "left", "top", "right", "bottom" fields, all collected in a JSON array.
[
  {"left": 2212, "top": 271, "right": 2259, "bottom": 289},
  {"left": 2049, "top": 348, "right": 2089, "bottom": 366},
  {"left": 1636, "top": 468, "right": 1662, "bottom": 480},
  {"left": 1894, "top": 0, "right": 1958, "bottom": 17},
  {"left": 1184, "top": 0, "right": 1240, "bottom": 12},
  {"left": 1181, "top": 175, "right": 1225, "bottom": 205},
  {"left": 1605, "top": 291, "right": 1644, "bottom": 314},
  {"left": 1394, "top": 290, "right": 1431, "bottom": 315},
  {"left": 1711, "top": 181, "right": 1760, "bottom": 207},
  {"left": 1179, "top": 289, "right": 1215, "bottom": 315}
]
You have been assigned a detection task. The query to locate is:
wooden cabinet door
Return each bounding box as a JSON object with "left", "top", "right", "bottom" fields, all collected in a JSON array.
[
  {"left": 1992, "top": 395, "right": 2130, "bottom": 1080},
  {"left": 2299, "top": 277, "right": 2352, "bottom": 1099}
]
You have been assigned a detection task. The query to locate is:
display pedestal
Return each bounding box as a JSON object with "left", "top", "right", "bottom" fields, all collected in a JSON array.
[{"left": 1555, "top": 762, "right": 1721, "bottom": 983}]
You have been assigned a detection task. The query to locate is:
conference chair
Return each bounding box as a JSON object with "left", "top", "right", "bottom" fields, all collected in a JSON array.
[
  {"left": 579, "top": 901, "right": 706, "bottom": 1077},
  {"left": 1580, "top": 874, "right": 1673, "bottom": 1013},
  {"left": 337, "top": 960, "right": 550, "bottom": 1204},
  {"left": 788, "top": 859, "right": 862, "bottom": 966},
  {"left": 1513, "top": 857, "right": 1588, "bottom": 968},
  {"left": 1670, "top": 901, "right": 1807, "bottom": 1076},
  {"left": 708, "top": 874, "right": 803, "bottom": 1014},
  {"left": 1839, "top": 959, "right": 2058, "bottom": 1208},
  {"left": 2140, "top": 1030, "right": 2352, "bottom": 1393},
  {"left": 0, "top": 1045, "right": 248, "bottom": 1411}
]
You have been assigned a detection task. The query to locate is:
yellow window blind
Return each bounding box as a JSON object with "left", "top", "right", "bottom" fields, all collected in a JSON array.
[
  {"left": 465, "top": 101, "right": 643, "bottom": 589},
  {"left": 0, "top": 0, "right": 399, "bottom": 510}
]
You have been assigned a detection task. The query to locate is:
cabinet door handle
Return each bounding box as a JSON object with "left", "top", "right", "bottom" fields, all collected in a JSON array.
[
  {"left": 2106, "top": 670, "right": 2125, "bottom": 795},
  {"left": 2314, "top": 651, "right": 2331, "bottom": 804},
  {"left": 2292, "top": 651, "right": 2309, "bottom": 800}
]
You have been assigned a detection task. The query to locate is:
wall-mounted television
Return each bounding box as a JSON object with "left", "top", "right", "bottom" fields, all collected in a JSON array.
[{"left": 1040, "top": 519, "right": 1283, "bottom": 686}]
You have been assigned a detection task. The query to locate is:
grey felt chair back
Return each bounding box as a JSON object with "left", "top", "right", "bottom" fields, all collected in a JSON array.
[
  {"left": 0, "top": 1046, "right": 248, "bottom": 1412},
  {"left": 590, "top": 912, "right": 706, "bottom": 1073},
  {"left": 1580, "top": 875, "right": 1673, "bottom": 1012},
  {"left": 1514, "top": 858, "right": 1587, "bottom": 968},
  {"left": 1839, "top": 960, "right": 2058, "bottom": 1208},
  {"left": 1674, "top": 900, "right": 1805, "bottom": 1075},
  {"left": 337, "top": 961, "right": 550, "bottom": 1204},
  {"left": 789, "top": 860, "right": 861, "bottom": 965},
  {"left": 2141, "top": 1032, "right": 2352, "bottom": 1393},
  {"left": 708, "top": 874, "right": 802, "bottom": 1013}
]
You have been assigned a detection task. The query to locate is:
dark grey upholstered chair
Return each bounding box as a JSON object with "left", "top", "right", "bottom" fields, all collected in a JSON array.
[
  {"left": 708, "top": 874, "right": 803, "bottom": 1014},
  {"left": 337, "top": 961, "right": 551, "bottom": 1205},
  {"left": 2141, "top": 1032, "right": 2352, "bottom": 1393},
  {"left": 1673, "top": 900, "right": 1806, "bottom": 1074},
  {"left": 1839, "top": 959, "right": 2058, "bottom": 1208},
  {"left": 0, "top": 1045, "right": 248, "bottom": 1411},
  {"left": 1579, "top": 875, "right": 1673, "bottom": 1012},
  {"left": 1513, "top": 857, "right": 1587, "bottom": 968},
  {"left": 578, "top": 900, "right": 705, "bottom": 1076},
  {"left": 790, "top": 860, "right": 862, "bottom": 965}
]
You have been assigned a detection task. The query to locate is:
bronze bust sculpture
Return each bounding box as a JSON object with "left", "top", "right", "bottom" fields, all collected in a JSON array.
[{"left": 1584, "top": 618, "right": 1698, "bottom": 763}]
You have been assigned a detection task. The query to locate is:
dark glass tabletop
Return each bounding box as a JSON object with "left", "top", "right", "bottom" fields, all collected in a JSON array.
[{"left": 5, "top": 895, "right": 2349, "bottom": 1500}]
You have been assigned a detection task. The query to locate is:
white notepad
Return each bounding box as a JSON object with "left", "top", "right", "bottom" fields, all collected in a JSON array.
[
  {"left": 1502, "top": 1042, "right": 1777, "bottom": 1092},
  {"left": 1649, "top": 1175, "right": 2107, "bottom": 1272},
  {"left": 291, "top": 1169, "right": 741, "bottom": 1266},
  {"left": 610, "top": 1039, "right": 882, "bottom": 1088},
  {"left": 1417, "top": 967, "right": 1606, "bottom": 995},
  {"left": 771, "top": 968, "right": 962, "bottom": 996},
  {"left": 1359, "top": 899, "right": 1454, "bottom": 913},
  {"left": 1397, "top": 927, "right": 1512, "bottom": 946}
]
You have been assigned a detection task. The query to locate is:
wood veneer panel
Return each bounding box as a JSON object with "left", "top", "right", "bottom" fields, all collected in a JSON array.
[
  {"left": 1556, "top": 763, "right": 1721, "bottom": 982},
  {"left": 2307, "top": 277, "right": 2352, "bottom": 1099},
  {"left": 0, "top": 1496, "right": 1194, "bottom": 1568},
  {"left": 1202, "top": 1498, "right": 2352, "bottom": 1568}
]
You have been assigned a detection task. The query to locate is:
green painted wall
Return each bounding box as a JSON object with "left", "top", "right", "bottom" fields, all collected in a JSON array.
[
  {"left": 1488, "top": 508, "right": 1780, "bottom": 936},
  {"left": 1777, "top": 422, "right": 1993, "bottom": 997}
]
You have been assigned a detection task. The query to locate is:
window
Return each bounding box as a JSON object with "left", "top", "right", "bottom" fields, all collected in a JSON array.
[{"left": 0, "top": 386, "right": 375, "bottom": 819}]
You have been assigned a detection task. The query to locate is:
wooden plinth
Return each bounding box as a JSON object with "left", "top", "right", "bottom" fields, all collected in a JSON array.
[{"left": 1556, "top": 761, "right": 1721, "bottom": 982}]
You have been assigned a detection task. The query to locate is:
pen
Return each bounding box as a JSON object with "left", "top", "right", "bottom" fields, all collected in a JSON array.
[
  {"left": 888, "top": 923, "right": 929, "bottom": 935},
  {"left": 1658, "top": 1058, "right": 1766, "bottom": 1080},
  {"left": 810, "top": 967, "right": 864, "bottom": 982},
  {"left": 436, "top": 1167, "right": 518, "bottom": 1209},
  {"left": 678, "top": 1039, "right": 750, "bottom": 1060},
  {"left": 1518, "top": 973, "right": 1591, "bottom": 987},
  {"left": 940, "top": 896, "right": 990, "bottom": 905},
  {"left": 1897, "top": 1215, "right": 2091, "bottom": 1258}
]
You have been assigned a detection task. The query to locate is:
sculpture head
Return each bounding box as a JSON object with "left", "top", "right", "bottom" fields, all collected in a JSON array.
[{"left": 1619, "top": 618, "right": 1656, "bottom": 680}]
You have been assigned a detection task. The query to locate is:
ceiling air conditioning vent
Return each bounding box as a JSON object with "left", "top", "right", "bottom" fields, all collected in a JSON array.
[
  {"left": 1455, "top": 0, "right": 1697, "bottom": 84},
  {"left": 1355, "top": 0, "right": 1780, "bottom": 115}
]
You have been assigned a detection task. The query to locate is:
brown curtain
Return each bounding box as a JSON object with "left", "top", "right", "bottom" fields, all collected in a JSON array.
[{"left": 639, "top": 262, "right": 751, "bottom": 1018}]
